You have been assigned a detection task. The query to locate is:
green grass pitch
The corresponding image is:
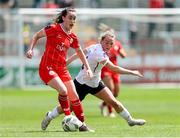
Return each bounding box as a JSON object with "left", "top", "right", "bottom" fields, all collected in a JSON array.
[{"left": 0, "top": 86, "right": 180, "bottom": 137}]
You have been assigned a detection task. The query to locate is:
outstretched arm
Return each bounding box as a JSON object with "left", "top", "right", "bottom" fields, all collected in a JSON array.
[
  {"left": 103, "top": 60, "right": 143, "bottom": 77},
  {"left": 26, "top": 29, "right": 46, "bottom": 59}
]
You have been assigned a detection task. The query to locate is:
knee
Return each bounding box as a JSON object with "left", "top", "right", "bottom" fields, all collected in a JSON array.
[
  {"left": 58, "top": 87, "right": 68, "bottom": 95},
  {"left": 114, "top": 88, "right": 120, "bottom": 97},
  {"left": 109, "top": 86, "right": 114, "bottom": 92},
  {"left": 114, "top": 92, "right": 118, "bottom": 97}
]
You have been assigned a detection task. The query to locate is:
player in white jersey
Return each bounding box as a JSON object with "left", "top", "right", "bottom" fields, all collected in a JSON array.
[
  {"left": 41, "top": 31, "right": 146, "bottom": 131},
  {"left": 76, "top": 43, "right": 109, "bottom": 88}
]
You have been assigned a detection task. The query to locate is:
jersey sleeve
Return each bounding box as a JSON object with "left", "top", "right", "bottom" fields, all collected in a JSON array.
[
  {"left": 44, "top": 24, "right": 56, "bottom": 37},
  {"left": 70, "top": 33, "right": 80, "bottom": 49}
]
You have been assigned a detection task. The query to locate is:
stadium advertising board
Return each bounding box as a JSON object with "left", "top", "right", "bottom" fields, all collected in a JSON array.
[{"left": 0, "top": 66, "right": 180, "bottom": 87}]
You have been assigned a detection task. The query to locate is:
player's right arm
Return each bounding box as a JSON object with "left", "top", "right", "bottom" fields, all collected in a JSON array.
[
  {"left": 26, "top": 29, "right": 46, "bottom": 59},
  {"left": 119, "top": 48, "right": 127, "bottom": 58}
]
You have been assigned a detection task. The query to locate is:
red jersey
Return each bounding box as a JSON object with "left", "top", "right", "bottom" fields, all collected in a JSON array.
[
  {"left": 107, "top": 39, "right": 122, "bottom": 65},
  {"left": 149, "top": 0, "right": 164, "bottom": 8},
  {"left": 40, "top": 24, "right": 80, "bottom": 69}
]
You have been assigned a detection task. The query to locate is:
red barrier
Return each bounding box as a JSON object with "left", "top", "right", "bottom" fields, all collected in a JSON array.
[{"left": 122, "top": 66, "right": 180, "bottom": 83}]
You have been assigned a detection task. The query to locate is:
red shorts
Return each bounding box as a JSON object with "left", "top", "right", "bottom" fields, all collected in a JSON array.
[
  {"left": 101, "top": 67, "right": 120, "bottom": 84},
  {"left": 39, "top": 65, "right": 72, "bottom": 84}
]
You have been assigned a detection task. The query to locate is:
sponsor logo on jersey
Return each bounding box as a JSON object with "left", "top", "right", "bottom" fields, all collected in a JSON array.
[
  {"left": 56, "top": 43, "right": 65, "bottom": 51},
  {"left": 57, "top": 35, "right": 61, "bottom": 39}
]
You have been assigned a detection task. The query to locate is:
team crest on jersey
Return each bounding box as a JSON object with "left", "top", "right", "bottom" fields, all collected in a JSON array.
[
  {"left": 57, "top": 34, "right": 61, "bottom": 39},
  {"left": 70, "top": 38, "right": 73, "bottom": 44},
  {"left": 49, "top": 70, "right": 55, "bottom": 76}
]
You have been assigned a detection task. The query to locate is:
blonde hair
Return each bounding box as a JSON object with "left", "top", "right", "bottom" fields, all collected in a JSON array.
[{"left": 99, "top": 31, "right": 115, "bottom": 42}]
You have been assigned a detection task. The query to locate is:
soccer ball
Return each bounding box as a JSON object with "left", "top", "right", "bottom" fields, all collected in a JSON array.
[{"left": 62, "top": 115, "right": 82, "bottom": 132}]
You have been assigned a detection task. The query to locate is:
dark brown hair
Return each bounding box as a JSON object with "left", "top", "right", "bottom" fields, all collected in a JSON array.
[{"left": 53, "top": 8, "right": 76, "bottom": 24}]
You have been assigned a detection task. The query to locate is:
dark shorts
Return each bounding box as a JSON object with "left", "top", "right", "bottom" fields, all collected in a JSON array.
[{"left": 74, "top": 79, "right": 105, "bottom": 101}]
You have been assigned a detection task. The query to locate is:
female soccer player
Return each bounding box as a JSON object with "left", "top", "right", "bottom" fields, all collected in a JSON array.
[
  {"left": 41, "top": 31, "right": 146, "bottom": 131},
  {"left": 100, "top": 29, "right": 127, "bottom": 117},
  {"left": 26, "top": 8, "right": 93, "bottom": 131}
]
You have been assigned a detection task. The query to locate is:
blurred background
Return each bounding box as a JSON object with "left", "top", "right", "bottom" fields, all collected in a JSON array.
[{"left": 0, "top": 0, "right": 180, "bottom": 88}]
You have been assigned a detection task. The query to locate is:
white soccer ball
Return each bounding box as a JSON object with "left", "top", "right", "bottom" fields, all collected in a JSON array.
[{"left": 62, "top": 115, "right": 82, "bottom": 132}]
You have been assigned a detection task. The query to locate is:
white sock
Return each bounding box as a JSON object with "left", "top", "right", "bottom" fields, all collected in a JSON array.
[
  {"left": 119, "top": 108, "right": 132, "bottom": 122},
  {"left": 48, "top": 106, "right": 60, "bottom": 119}
]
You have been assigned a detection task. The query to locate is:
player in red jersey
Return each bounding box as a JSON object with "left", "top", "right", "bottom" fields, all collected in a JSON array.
[
  {"left": 38, "top": 31, "right": 146, "bottom": 129},
  {"left": 99, "top": 24, "right": 127, "bottom": 117},
  {"left": 26, "top": 8, "right": 93, "bottom": 132}
]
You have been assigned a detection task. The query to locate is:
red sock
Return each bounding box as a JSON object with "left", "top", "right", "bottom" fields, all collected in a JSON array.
[
  {"left": 58, "top": 94, "right": 71, "bottom": 116},
  {"left": 71, "top": 99, "right": 84, "bottom": 122},
  {"left": 108, "top": 105, "right": 113, "bottom": 113}
]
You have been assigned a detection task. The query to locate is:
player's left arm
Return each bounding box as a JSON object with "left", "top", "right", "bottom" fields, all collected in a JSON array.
[{"left": 103, "top": 60, "right": 143, "bottom": 77}]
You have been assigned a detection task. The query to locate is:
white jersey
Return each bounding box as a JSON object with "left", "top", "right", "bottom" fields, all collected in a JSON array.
[{"left": 76, "top": 44, "right": 109, "bottom": 87}]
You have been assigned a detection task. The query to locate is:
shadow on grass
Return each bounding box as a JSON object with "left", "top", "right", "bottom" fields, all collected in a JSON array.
[{"left": 24, "top": 130, "right": 64, "bottom": 133}]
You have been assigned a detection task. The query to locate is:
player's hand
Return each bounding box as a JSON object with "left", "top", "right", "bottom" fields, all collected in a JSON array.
[
  {"left": 86, "top": 69, "right": 93, "bottom": 79},
  {"left": 132, "top": 70, "right": 143, "bottom": 78},
  {"left": 26, "top": 49, "right": 33, "bottom": 59}
]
